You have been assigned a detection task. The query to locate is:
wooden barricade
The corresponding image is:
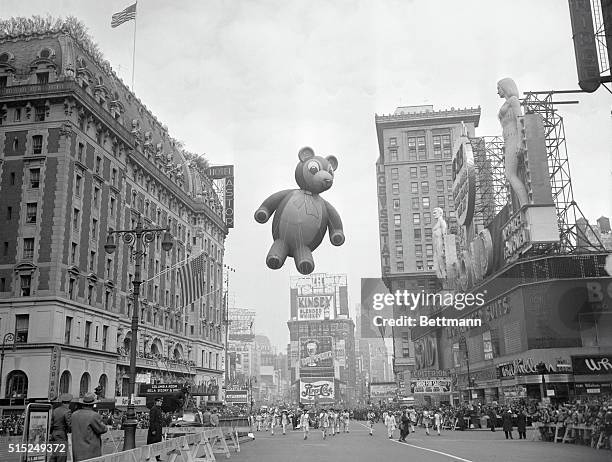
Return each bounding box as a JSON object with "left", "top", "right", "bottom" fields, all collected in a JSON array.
[{"left": 205, "top": 427, "right": 231, "bottom": 459}]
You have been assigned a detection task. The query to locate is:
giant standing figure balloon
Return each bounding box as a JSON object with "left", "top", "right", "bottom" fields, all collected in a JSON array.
[{"left": 254, "top": 147, "right": 345, "bottom": 275}]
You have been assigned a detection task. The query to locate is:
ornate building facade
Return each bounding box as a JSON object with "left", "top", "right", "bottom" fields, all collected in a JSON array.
[{"left": 0, "top": 24, "right": 229, "bottom": 411}]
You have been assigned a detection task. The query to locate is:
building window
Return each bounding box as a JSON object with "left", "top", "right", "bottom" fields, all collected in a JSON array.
[
  {"left": 411, "top": 182, "right": 418, "bottom": 194},
  {"left": 402, "top": 332, "right": 411, "bottom": 357},
  {"left": 426, "top": 243, "right": 433, "bottom": 256},
  {"left": 91, "top": 219, "right": 98, "bottom": 240},
  {"left": 36, "top": 72, "right": 49, "bottom": 84},
  {"left": 3, "top": 242, "right": 7, "bottom": 256},
  {"left": 87, "top": 285, "right": 94, "bottom": 304},
  {"left": 20, "top": 275, "right": 31, "bottom": 296},
  {"left": 415, "top": 244, "right": 423, "bottom": 258},
  {"left": 421, "top": 181, "right": 429, "bottom": 194},
  {"left": 420, "top": 166, "right": 428, "bottom": 177},
  {"left": 34, "top": 106, "right": 45, "bottom": 122},
  {"left": 0, "top": 278, "right": 5, "bottom": 291},
  {"left": 414, "top": 229, "right": 422, "bottom": 240},
  {"left": 85, "top": 321, "right": 91, "bottom": 347},
  {"left": 102, "top": 326, "right": 108, "bottom": 351},
  {"left": 73, "top": 209, "right": 80, "bottom": 231},
  {"left": 435, "top": 165, "right": 443, "bottom": 177},
  {"left": 396, "top": 244, "right": 403, "bottom": 258},
  {"left": 437, "top": 195, "right": 445, "bottom": 206},
  {"left": 393, "top": 199, "right": 400, "bottom": 209},
  {"left": 392, "top": 183, "right": 400, "bottom": 195},
  {"left": 68, "top": 278, "right": 76, "bottom": 300},
  {"left": 390, "top": 168, "right": 399, "bottom": 180},
  {"left": 394, "top": 214, "right": 401, "bottom": 227},
  {"left": 427, "top": 259, "right": 434, "bottom": 270},
  {"left": 65, "top": 316, "right": 72, "bottom": 344},
  {"left": 433, "top": 135, "right": 442, "bottom": 158},
  {"left": 395, "top": 229, "right": 402, "bottom": 240},
  {"left": 89, "top": 251, "right": 96, "bottom": 271},
  {"left": 397, "top": 261, "right": 404, "bottom": 272},
  {"left": 93, "top": 187, "right": 100, "bottom": 207},
  {"left": 422, "top": 197, "right": 430, "bottom": 208},
  {"left": 59, "top": 371, "right": 71, "bottom": 394},
  {"left": 447, "top": 179, "right": 453, "bottom": 190},
  {"left": 390, "top": 149, "right": 398, "bottom": 162},
  {"left": 32, "top": 135, "right": 43, "bottom": 155},
  {"left": 106, "top": 258, "right": 113, "bottom": 279},
  {"left": 436, "top": 180, "right": 444, "bottom": 192},
  {"left": 110, "top": 197, "right": 116, "bottom": 218},
  {"left": 410, "top": 197, "right": 419, "bottom": 209},
  {"left": 25, "top": 203, "right": 37, "bottom": 224},
  {"left": 95, "top": 156, "right": 101, "bottom": 174},
  {"left": 6, "top": 371, "right": 28, "bottom": 398},
  {"left": 412, "top": 213, "right": 420, "bottom": 225},
  {"left": 23, "top": 238, "right": 34, "bottom": 260},
  {"left": 389, "top": 137, "right": 397, "bottom": 146},
  {"left": 416, "top": 260, "right": 424, "bottom": 271},
  {"left": 410, "top": 167, "right": 418, "bottom": 178},
  {"left": 0, "top": 76, "right": 6, "bottom": 88},
  {"left": 111, "top": 168, "right": 117, "bottom": 186},
  {"left": 77, "top": 142, "right": 84, "bottom": 162},
  {"left": 70, "top": 243, "right": 78, "bottom": 264},
  {"left": 15, "top": 314, "right": 29, "bottom": 342},
  {"left": 424, "top": 228, "right": 432, "bottom": 239},
  {"left": 424, "top": 211, "right": 431, "bottom": 224},
  {"left": 13, "top": 108, "right": 21, "bottom": 122},
  {"left": 79, "top": 373, "right": 90, "bottom": 398},
  {"left": 29, "top": 168, "right": 40, "bottom": 188},
  {"left": 445, "top": 164, "right": 452, "bottom": 176},
  {"left": 75, "top": 174, "right": 82, "bottom": 196}
]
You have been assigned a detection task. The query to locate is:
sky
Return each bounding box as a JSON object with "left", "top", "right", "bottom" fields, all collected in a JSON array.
[{"left": 2, "top": 0, "right": 611, "bottom": 350}]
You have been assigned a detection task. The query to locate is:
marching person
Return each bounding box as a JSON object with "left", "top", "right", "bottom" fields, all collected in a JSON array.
[
  {"left": 300, "top": 410, "right": 310, "bottom": 440},
  {"left": 367, "top": 409, "right": 376, "bottom": 436},
  {"left": 49, "top": 393, "right": 72, "bottom": 462},
  {"left": 384, "top": 410, "right": 396, "bottom": 439},
  {"left": 434, "top": 409, "right": 442, "bottom": 436},
  {"left": 398, "top": 409, "right": 410, "bottom": 442},
  {"left": 281, "top": 411, "right": 289, "bottom": 435},
  {"left": 409, "top": 407, "right": 417, "bottom": 433},
  {"left": 342, "top": 409, "right": 350, "bottom": 433},
  {"left": 255, "top": 412, "right": 262, "bottom": 431},
  {"left": 71, "top": 393, "right": 107, "bottom": 462},
  {"left": 423, "top": 408, "right": 431, "bottom": 435},
  {"left": 319, "top": 409, "right": 330, "bottom": 440}
]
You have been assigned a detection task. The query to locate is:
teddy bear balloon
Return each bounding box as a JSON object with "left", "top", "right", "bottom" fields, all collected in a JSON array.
[{"left": 254, "top": 147, "right": 345, "bottom": 275}]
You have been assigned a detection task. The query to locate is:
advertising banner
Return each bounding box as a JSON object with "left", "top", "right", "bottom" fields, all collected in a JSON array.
[
  {"left": 297, "top": 295, "right": 334, "bottom": 320},
  {"left": 225, "top": 390, "right": 249, "bottom": 404},
  {"left": 300, "top": 336, "right": 333, "bottom": 369},
  {"left": 369, "top": 382, "right": 397, "bottom": 398},
  {"left": 139, "top": 383, "right": 183, "bottom": 395},
  {"left": 299, "top": 378, "right": 335, "bottom": 404},
  {"left": 571, "top": 355, "right": 612, "bottom": 375},
  {"left": 23, "top": 403, "right": 52, "bottom": 461},
  {"left": 115, "top": 396, "right": 146, "bottom": 406},
  {"left": 414, "top": 334, "right": 439, "bottom": 370},
  {"left": 47, "top": 346, "right": 61, "bottom": 401},
  {"left": 335, "top": 339, "right": 346, "bottom": 367},
  {"left": 410, "top": 378, "right": 452, "bottom": 394}
]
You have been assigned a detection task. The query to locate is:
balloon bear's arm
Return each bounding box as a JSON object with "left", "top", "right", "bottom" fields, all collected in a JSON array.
[
  {"left": 254, "top": 189, "right": 293, "bottom": 223},
  {"left": 324, "top": 200, "right": 345, "bottom": 246}
]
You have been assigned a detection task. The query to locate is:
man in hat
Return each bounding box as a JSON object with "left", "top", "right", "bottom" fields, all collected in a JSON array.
[
  {"left": 148, "top": 396, "right": 164, "bottom": 460},
  {"left": 71, "top": 392, "right": 107, "bottom": 462},
  {"left": 49, "top": 393, "right": 72, "bottom": 462}
]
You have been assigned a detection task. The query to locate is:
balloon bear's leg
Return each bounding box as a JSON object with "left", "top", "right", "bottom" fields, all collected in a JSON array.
[
  {"left": 266, "top": 239, "right": 289, "bottom": 270},
  {"left": 294, "top": 246, "right": 314, "bottom": 275}
]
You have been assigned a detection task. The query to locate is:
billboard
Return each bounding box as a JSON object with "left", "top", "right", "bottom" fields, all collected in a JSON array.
[
  {"left": 369, "top": 382, "right": 397, "bottom": 398},
  {"left": 410, "top": 378, "right": 452, "bottom": 394},
  {"left": 300, "top": 336, "right": 333, "bottom": 369},
  {"left": 225, "top": 389, "right": 249, "bottom": 404},
  {"left": 139, "top": 383, "right": 183, "bottom": 395},
  {"left": 205, "top": 165, "right": 234, "bottom": 228},
  {"left": 299, "top": 378, "right": 335, "bottom": 404},
  {"left": 297, "top": 294, "right": 334, "bottom": 320}
]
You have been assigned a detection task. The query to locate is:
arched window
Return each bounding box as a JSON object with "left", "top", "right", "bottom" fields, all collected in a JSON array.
[
  {"left": 79, "top": 372, "right": 90, "bottom": 397},
  {"left": 98, "top": 374, "right": 107, "bottom": 398},
  {"left": 5, "top": 370, "right": 28, "bottom": 398},
  {"left": 59, "top": 371, "right": 71, "bottom": 394}
]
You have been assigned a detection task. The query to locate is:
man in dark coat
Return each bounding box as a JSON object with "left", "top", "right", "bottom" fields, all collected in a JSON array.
[
  {"left": 398, "top": 410, "right": 410, "bottom": 442},
  {"left": 502, "top": 409, "right": 514, "bottom": 439},
  {"left": 488, "top": 408, "right": 497, "bottom": 432},
  {"left": 516, "top": 409, "right": 527, "bottom": 439},
  {"left": 147, "top": 397, "right": 164, "bottom": 444},
  {"left": 71, "top": 393, "right": 107, "bottom": 462},
  {"left": 49, "top": 393, "right": 72, "bottom": 462}
]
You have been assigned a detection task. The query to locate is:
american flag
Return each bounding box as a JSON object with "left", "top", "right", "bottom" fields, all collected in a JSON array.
[
  {"left": 111, "top": 3, "right": 137, "bottom": 28},
  {"left": 178, "top": 252, "right": 207, "bottom": 307}
]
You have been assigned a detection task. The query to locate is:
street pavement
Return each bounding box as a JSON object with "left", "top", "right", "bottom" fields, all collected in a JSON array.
[{"left": 228, "top": 422, "right": 612, "bottom": 462}]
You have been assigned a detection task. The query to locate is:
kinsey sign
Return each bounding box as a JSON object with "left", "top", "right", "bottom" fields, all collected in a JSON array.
[
  {"left": 572, "top": 355, "right": 612, "bottom": 375},
  {"left": 299, "top": 379, "right": 335, "bottom": 403},
  {"left": 297, "top": 295, "right": 334, "bottom": 320}
]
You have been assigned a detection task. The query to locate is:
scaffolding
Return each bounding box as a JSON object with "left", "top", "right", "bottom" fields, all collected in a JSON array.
[{"left": 469, "top": 90, "right": 605, "bottom": 254}]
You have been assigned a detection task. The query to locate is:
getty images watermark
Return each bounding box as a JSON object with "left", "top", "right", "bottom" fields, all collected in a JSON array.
[{"left": 360, "top": 278, "right": 489, "bottom": 338}]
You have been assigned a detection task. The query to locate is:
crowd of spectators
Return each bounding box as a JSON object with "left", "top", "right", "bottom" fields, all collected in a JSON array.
[{"left": 0, "top": 413, "right": 24, "bottom": 436}]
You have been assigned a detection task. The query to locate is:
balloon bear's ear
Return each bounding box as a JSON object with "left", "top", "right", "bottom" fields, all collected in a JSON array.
[
  {"left": 298, "top": 147, "right": 315, "bottom": 162},
  {"left": 326, "top": 156, "right": 338, "bottom": 171}
]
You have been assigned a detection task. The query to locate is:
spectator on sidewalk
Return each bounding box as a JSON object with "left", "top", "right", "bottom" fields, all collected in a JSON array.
[{"left": 71, "top": 393, "right": 107, "bottom": 462}]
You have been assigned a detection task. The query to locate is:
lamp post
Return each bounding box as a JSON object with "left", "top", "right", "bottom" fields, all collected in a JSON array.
[
  {"left": 460, "top": 335, "right": 471, "bottom": 403},
  {"left": 536, "top": 361, "right": 547, "bottom": 403},
  {"left": 104, "top": 218, "right": 173, "bottom": 450},
  {"left": 0, "top": 332, "right": 16, "bottom": 396}
]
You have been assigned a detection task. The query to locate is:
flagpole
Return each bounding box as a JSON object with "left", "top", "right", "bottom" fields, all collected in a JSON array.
[{"left": 131, "top": 1, "right": 137, "bottom": 91}]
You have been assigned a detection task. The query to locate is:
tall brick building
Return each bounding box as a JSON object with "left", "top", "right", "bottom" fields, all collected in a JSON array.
[{"left": 0, "top": 23, "right": 229, "bottom": 410}]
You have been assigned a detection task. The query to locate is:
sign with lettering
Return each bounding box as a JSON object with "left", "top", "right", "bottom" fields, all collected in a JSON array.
[
  {"left": 47, "top": 346, "right": 61, "bottom": 401},
  {"left": 451, "top": 138, "right": 476, "bottom": 226},
  {"left": 369, "top": 382, "right": 397, "bottom": 398},
  {"left": 299, "top": 379, "right": 335, "bottom": 404},
  {"left": 115, "top": 396, "right": 146, "bottom": 406},
  {"left": 571, "top": 355, "right": 612, "bottom": 375},
  {"left": 377, "top": 164, "right": 390, "bottom": 275},
  {"left": 574, "top": 382, "right": 612, "bottom": 395},
  {"left": 412, "top": 369, "right": 451, "bottom": 379},
  {"left": 139, "top": 383, "right": 183, "bottom": 395},
  {"left": 410, "top": 378, "right": 452, "bottom": 394},
  {"left": 224, "top": 176, "right": 234, "bottom": 228},
  {"left": 497, "top": 357, "right": 572, "bottom": 379},
  {"left": 300, "top": 336, "right": 333, "bottom": 368},
  {"left": 225, "top": 390, "right": 248, "bottom": 404},
  {"left": 297, "top": 295, "right": 334, "bottom": 320},
  {"left": 206, "top": 165, "right": 234, "bottom": 179}
]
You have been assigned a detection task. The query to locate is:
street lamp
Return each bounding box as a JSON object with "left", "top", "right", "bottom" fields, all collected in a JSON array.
[
  {"left": 460, "top": 335, "right": 472, "bottom": 403},
  {"left": 104, "top": 218, "right": 173, "bottom": 450},
  {"left": 0, "top": 332, "right": 16, "bottom": 396}
]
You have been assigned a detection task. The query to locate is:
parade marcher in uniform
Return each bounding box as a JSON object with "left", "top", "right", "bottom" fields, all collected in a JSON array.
[
  {"left": 71, "top": 393, "right": 107, "bottom": 462},
  {"left": 502, "top": 409, "right": 514, "bottom": 439},
  {"left": 255, "top": 413, "right": 262, "bottom": 431},
  {"left": 367, "top": 409, "right": 376, "bottom": 436},
  {"left": 49, "top": 393, "right": 72, "bottom": 462},
  {"left": 399, "top": 410, "right": 410, "bottom": 442},
  {"left": 319, "top": 409, "right": 330, "bottom": 440},
  {"left": 409, "top": 407, "right": 417, "bottom": 433},
  {"left": 281, "top": 411, "right": 289, "bottom": 435},
  {"left": 384, "top": 410, "right": 396, "bottom": 439},
  {"left": 434, "top": 409, "right": 442, "bottom": 436},
  {"left": 300, "top": 410, "right": 310, "bottom": 440},
  {"left": 422, "top": 409, "right": 431, "bottom": 435},
  {"left": 342, "top": 409, "right": 350, "bottom": 433}
]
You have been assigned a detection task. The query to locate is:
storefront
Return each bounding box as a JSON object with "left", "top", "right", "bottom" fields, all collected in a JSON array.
[{"left": 571, "top": 354, "right": 612, "bottom": 398}]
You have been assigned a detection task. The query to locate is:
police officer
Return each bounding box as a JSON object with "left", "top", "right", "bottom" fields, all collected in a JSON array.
[{"left": 49, "top": 393, "right": 72, "bottom": 462}]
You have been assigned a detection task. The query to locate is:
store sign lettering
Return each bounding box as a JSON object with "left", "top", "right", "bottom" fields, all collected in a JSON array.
[
  {"left": 572, "top": 355, "right": 612, "bottom": 375},
  {"left": 301, "top": 383, "right": 333, "bottom": 398}
]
